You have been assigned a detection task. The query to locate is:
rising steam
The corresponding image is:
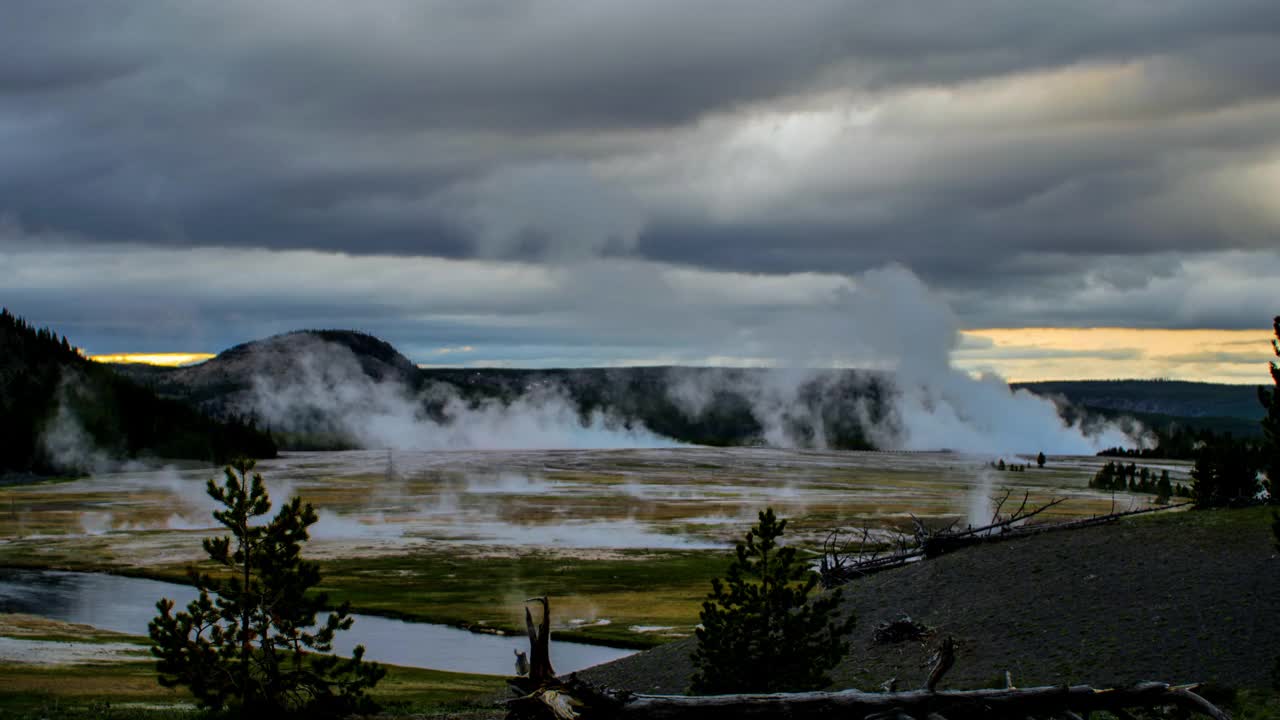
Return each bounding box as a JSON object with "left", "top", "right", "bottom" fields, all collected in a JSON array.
[
  {"left": 244, "top": 336, "right": 680, "bottom": 451},
  {"left": 662, "top": 265, "right": 1143, "bottom": 455},
  {"left": 60, "top": 265, "right": 1141, "bottom": 457},
  {"left": 237, "top": 265, "right": 1143, "bottom": 455}
]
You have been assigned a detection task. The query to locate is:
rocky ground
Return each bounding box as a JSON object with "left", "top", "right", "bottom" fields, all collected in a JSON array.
[{"left": 581, "top": 506, "right": 1280, "bottom": 694}]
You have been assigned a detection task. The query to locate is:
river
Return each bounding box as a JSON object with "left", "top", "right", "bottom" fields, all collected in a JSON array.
[{"left": 0, "top": 568, "right": 634, "bottom": 676}]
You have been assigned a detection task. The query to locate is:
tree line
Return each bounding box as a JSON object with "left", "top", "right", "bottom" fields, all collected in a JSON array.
[
  {"left": 1087, "top": 461, "right": 1190, "bottom": 502},
  {"left": 1098, "top": 423, "right": 1261, "bottom": 461},
  {"left": 0, "top": 308, "right": 276, "bottom": 476}
]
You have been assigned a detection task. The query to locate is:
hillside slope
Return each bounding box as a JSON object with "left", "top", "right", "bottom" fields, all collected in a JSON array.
[
  {"left": 583, "top": 507, "right": 1278, "bottom": 692},
  {"left": 115, "top": 329, "right": 419, "bottom": 415},
  {"left": 0, "top": 310, "right": 276, "bottom": 476}
]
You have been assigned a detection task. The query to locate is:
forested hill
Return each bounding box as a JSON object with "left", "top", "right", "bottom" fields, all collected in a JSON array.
[
  {"left": 0, "top": 309, "right": 276, "bottom": 477},
  {"left": 1014, "top": 379, "right": 1263, "bottom": 420},
  {"left": 114, "top": 329, "right": 419, "bottom": 411}
]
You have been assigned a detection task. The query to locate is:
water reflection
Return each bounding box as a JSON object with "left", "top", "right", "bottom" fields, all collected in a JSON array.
[{"left": 0, "top": 568, "right": 633, "bottom": 675}]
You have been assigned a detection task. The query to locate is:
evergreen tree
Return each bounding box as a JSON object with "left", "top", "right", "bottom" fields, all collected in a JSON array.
[
  {"left": 1191, "top": 437, "right": 1260, "bottom": 508},
  {"left": 1156, "top": 470, "right": 1172, "bottom": 504},
  {"left": 690, "top": 508, "right": 854, "bottom": 694},
  {"left": 1261, "top": 315, "right": 1280, "bottom": 503},
  {"left": 149, "top": 460, "right": 383, "bottom": 716},
  {"left": 1036, "top": 451, "right": 1046, "bottom": 468}
]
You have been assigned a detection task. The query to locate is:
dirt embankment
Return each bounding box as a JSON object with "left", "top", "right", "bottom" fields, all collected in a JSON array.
[{"left": 582, "top": 507, "right": 1280, "bottom": 693}]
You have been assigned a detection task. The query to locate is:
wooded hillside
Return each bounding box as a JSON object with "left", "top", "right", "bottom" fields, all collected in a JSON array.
[{"left": 0, "top": 309, "right": 276, "bottom": 476}]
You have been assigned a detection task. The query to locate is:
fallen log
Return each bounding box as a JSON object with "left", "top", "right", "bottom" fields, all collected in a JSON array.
[
  {"left": 918, "top": 501, "right": 1191, "bottom": 558},
  {"left": 508, "top": 678, "right": 1229, "bottom": 720}
]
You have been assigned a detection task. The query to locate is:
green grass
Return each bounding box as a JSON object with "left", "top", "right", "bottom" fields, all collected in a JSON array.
[
  {"left": 1226, "top": 687, "right": 1280, "bottom": 720},
  {"left": 0, "top": 662, "right": 192, "bottom": 718},
  {"left": 1129, "top": 503, "right": 1273, "bottom": 532},
  {"left": 362, "top": 665, "right": 508, "bottom": 715},
  {"left": 317, "top": 548, "right": 731, "bottom": 647},
  {"left": 0, "top": 660, "right": 508, "bottom": 720}
]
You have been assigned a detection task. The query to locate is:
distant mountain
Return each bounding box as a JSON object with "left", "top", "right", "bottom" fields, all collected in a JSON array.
[
  {"left": 116, "top": 329, "right": 420, "bottom": 417},
  {"left": 0, "top": 309, "right": 276, "bottom": 477},
  {"left": 114, "top": 330, "right": 422, "bottom": 450}
]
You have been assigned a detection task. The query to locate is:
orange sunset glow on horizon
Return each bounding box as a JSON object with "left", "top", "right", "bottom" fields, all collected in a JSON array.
[
  {"left": 955, "top": 327, "right": 1276, "bottom": 385},
  {"left": 89, "top": 353, "right": 216, "bottom": 368},
  {"left": 88, "top": 326, "right": 1279, "bottom": 385}
]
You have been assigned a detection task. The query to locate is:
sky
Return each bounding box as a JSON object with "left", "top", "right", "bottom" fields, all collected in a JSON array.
[{"left": 3, "top": 2, "right": 1279, "bottom": 383}]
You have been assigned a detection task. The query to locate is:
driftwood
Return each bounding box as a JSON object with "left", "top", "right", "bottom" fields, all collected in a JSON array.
[
  {"left": 821, "top": 495, "right": 1192, "bottom": 587},
  {"left": 507, "top": 676, "right": 1229, "bottom": 720}
]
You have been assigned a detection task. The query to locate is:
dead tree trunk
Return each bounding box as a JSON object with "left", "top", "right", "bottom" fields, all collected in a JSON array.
[{"left": 525, "top": 595, "right": 556, "bottom": 685}]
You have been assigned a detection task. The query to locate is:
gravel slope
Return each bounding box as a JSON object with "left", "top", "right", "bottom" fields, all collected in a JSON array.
[{"left": 581, "top": 507, "right": 1279, "bottom": 693}]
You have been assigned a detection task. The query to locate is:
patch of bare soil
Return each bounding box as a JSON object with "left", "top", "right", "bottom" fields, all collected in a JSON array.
[
  {"left": 0, "top": 636, "right": 147, "bottom": 665},
  {"left": 0, "top": 613, "right": 149, "bottom": 665},
  {"left": 581, "top": 508, "right": 1280, "bottom": 693}
]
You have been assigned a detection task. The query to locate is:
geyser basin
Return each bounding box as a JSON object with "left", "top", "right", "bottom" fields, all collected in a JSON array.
[
  {"left": 0, "top": 448, "right": 1190, "bottom": 646},
  {"left": 3, "top": 448, "right": 1181, "bottom": 551}
]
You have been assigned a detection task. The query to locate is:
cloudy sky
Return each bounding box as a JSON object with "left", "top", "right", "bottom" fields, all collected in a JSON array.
[{"left": 2, "top": 1, "right": 1278, "bottom": 382}]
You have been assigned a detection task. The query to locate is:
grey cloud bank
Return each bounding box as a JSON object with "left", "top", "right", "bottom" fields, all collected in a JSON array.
[{"left": 2, "top": 1, "right": 1278, "bottom": 362}]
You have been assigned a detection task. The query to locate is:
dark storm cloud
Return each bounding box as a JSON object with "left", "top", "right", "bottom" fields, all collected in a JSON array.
[{"left": 2, "top": 0, "right": 1279, "bottom": 332}]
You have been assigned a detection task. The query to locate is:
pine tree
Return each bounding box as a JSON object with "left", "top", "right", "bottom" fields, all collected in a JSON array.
[
  {"left": 1156, "top": 470, "right": 1172, "bottom": 504},
  {"left": 690, "top": 508, "right": 854, "bottom": 694},
  {"left": 149, "top": 460, "right": 384, "bottom": 716},
  {"left": 1036, "top": 451, "right": 1046, "bottom": 468},
  {"left": 1261, "top": 315, "right": 1280, "bottom": 503},
  {"left": 1191, "top": 438, "right": 1261, "bottom": 508}
]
